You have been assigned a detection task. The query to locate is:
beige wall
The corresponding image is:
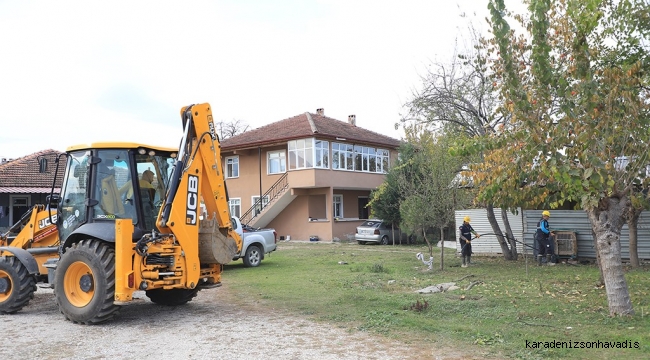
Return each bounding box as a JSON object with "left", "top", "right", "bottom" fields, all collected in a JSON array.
[
  {"left": 223, "top": 146, "right": 285, "bottom": 211},
  {"left": 267, "top": 195, "right": 334, "bottom": 241},
  {"left": 332, "top": 220, "right": 365, "bottom": 241},
  {"left": 287, "top": 168, "right": 385, "bottom": 190},
  {"left": 308, "top": 195, "right": 326, "bottom": 219}
]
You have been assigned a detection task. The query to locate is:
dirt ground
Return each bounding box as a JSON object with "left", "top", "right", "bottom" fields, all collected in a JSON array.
[{"left": 0, "top": 283, "right": 484, "bottom": 360}]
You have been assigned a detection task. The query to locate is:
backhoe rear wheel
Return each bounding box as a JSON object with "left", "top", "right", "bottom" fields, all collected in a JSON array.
[
  {"left": 54, "top": 239, "right": 120, "bottom": 324},
  {"left": 146, "top": 288, "right": 199, "bottom": 306},
  {"left": 0, "top": 256, "right": 36, "bottom": 314}
]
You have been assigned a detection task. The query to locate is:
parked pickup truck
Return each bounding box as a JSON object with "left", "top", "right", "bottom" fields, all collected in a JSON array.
[{"left": 231, "top": 216, "right": 278, "bottom": 267}]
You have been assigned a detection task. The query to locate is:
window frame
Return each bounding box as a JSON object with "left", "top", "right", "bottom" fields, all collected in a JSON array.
[
  {"left": 332, "top": 194, "right": 343, "bottom": 219},
  {"left": 229, "top": 198, "right": 241, "bottom": 218},
  {"left": 267, "top": 150, "right": 287, "bottom": 175},
  {"left": 252, "top": 195, "right": 270, "bottom": 216},
  {"left": 314, "top": 140, "right": 329, "bottom": 169},
  {"left": 225, "top": 156, "right": 240, "bottom": 179},
  {"left": 287, "top": 138, "right": 330, "bottom": 170}
]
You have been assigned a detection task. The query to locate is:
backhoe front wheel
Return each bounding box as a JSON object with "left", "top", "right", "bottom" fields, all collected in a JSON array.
[
  {"left": 0, "top": 256, "right": 36, "bottom": 314},
  {"left": 54, "top": 239, "right": 120, "bottom": 324}
]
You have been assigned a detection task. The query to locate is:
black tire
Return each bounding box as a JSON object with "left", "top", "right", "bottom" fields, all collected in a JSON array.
[
  {"left": 380, "top": 236, "right": 389, "bottom": 245},
  {"left": 54, "top": 239, "right": 120, "bottom": 324},
  {"left": 243, "top": 245, "right": 262, "bottom": 267},
  {"left": 146, "top": 288, "right": 199, "bottom": 306},
  {"left": 357, "top": 241, "right": 366, "bottom": 245},
  {"left": 0, "top": 256, "right": 36, "bottom": 314}
]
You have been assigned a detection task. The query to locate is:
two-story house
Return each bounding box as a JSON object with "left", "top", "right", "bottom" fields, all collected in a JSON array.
[{"left": 220, "top": 108, "right": 401, "bottom": 242}]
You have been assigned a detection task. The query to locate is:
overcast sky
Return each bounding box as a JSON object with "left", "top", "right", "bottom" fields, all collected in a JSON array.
[{"left": 0, "top": 0, "right": 523, "bottom": 159}]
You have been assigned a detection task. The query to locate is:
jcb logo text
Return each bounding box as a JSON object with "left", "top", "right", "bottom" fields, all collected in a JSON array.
[
  {"left": 186, "top": 175, "right": 199, "bottom": 225},
  {"left": 38, "top": 214, "right": 58, "bottom": 229}
]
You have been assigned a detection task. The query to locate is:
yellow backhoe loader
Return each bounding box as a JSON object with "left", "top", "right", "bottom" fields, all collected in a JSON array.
[
  {"left": 0, "top": 204, "right": 59, "bottom": 313},
  {"left": 0, "top": 103, "right": 242, "bottom": 324}
]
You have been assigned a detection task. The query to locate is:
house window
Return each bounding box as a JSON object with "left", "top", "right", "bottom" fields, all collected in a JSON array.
[
  {"left": 333, "top": 194, "right": 343, "bottom": 218},
  {"left": 267, "top": 151, "right": 286, "bottom": 174},
  {"left": 333, "top": 143, "right": 388, "bottom": 173},
  {"left": 376, "top": 149, "right": 389, "bottom": 173},
  {"left": 252, "top": 195, "right": 270, "bottom": 216},
  {"left": 332, "top": 142, "right": 354, "bottom": 170},
  {"left": 314, "top": 140, "right": 329, "bottom": 168},
  {"left": 225, "top": 156, "right": 239, "bottom": 178},
  {"left": 288, "top": 139, "right": 313, "bottom": 170},
  {"left": 229, "top": 198, "right": 241, "bottom": 218}
]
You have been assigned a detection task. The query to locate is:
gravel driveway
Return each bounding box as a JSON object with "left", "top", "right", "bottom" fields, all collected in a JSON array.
[{"left": 0, "top": 283, "right": 480, "bottom": 360}]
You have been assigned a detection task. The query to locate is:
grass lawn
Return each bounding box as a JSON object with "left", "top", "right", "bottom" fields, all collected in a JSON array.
[{"left": 223, "top": 241, "right": 649, "bottom": 359}]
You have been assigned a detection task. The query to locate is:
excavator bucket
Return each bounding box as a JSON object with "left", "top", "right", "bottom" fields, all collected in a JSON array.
[{"left": 198, "top": 214, "right": 239, "bottom": 264}]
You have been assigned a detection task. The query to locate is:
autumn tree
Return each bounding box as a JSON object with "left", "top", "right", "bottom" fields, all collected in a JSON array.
[
  {"left": 481, "top": 0, "right": 650, "bottom": 315},
  {"left": 402, "top": 24, "right": 520, "bottom": 260}
]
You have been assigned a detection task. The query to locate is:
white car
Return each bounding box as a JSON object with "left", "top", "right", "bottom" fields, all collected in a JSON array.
[{"left": 354, "top": 220, "right": 401, "bottom": 245}]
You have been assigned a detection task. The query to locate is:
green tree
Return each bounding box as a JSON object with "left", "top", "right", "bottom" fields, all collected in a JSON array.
[
  {"left": 397, "top": 125, "right": 470, "bottom": 270},
  {"left": 368, "top": 165, "right": 403, "bottom": 244},
  {"left": 482, "top": 0, "right": 650, "bottom": 315}
]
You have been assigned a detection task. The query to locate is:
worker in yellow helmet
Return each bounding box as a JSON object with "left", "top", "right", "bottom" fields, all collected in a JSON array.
[
  {"left": 459, "top": 216, "right": 480, "bottom": 268},
  {"left": 535, "top": 210, "right": 555, "bottom": 266}
]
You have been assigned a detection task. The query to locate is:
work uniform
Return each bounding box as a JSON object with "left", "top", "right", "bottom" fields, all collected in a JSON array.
[
  {"left": 459, "top": 223, "right": 475, "bottom": 258},
  {"left": 535, "top": 217, "right": 554, "bottom": 265}
]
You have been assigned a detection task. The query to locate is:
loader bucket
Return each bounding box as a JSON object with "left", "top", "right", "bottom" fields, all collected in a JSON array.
[{"left": 198, "top": 216, "right": 238, "bottom": 264}]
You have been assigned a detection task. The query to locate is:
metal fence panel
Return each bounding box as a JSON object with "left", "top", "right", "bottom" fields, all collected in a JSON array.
[
  {"left": 455, "top": 209, "right": 525, "bottom": 254},
  {"left": 523, "top": 210, "right": 650, "bottom": 260},
  {"left": 456, "top": 209, "right": 650, "bottom": 260}
]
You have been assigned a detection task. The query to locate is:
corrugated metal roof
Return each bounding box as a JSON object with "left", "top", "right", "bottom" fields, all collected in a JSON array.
[
  {"left": 455, "top": 208, "right": 526, "bottom": 255},
  {"left": 0, "top": 187, "right": 60, "bottom": 194}
]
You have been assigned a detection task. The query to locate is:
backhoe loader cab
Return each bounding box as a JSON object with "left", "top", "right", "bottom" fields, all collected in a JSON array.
[{"left": 57, "top": 143, "right": 177, "bottom": 247}]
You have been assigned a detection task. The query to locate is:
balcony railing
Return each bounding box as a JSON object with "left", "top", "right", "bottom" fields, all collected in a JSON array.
[{"left": 239, "top": 172, "right": 289, "bottom": 225}]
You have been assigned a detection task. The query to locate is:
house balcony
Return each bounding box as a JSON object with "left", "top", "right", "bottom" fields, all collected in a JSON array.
[{"left": 240, "top": 169, "right": 386, "bottom": 228}]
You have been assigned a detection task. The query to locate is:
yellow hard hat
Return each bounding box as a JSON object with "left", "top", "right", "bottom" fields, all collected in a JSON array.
[
  {"left": 542, "top": 210, "right": 550, "bottom": 217},
  {"left": 463, "top": 216, "right": 471, "bottom": 222}
]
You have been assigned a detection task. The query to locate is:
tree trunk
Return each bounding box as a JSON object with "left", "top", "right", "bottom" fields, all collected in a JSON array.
[
  {"left": 440, "top": 227, "right": 444, "bottom": 271},
  {"left": 585, "top": 197, "right": 634, "bottom": 316},
  {"left": 500, "top": 208, "right": 518, "bottom": 260},
  {"left": 423, "top": 228, "right": 433, "bottom": 258},
  {"left": 627, "top": 207, "right": 642, "bottom": 268},
  {"left": 591, "top": 228, "right": 605, "bottom": 286},
  {"left": 486, "top": 204, "right": 514, "bottom": 260}
]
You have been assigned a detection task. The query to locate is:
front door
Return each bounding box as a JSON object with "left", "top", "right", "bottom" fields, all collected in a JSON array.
[{"left": 358, "top": 196, "right": 369, "bottom": 220}]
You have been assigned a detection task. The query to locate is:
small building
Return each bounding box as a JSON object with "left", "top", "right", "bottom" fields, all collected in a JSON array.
[
  {"left": 220, "top": 109, "right": 401, "bottom": 242},
  {"left": 0, "top": 149, "right": 65, "bottom": 231}
]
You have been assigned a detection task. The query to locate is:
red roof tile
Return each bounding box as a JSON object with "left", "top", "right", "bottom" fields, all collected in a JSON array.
[
  {"left": 0, "top": 149, "right": 65, "bottom": 189},
  {"left": 220, "top": 112, "right": 402, "bottom": 151}
]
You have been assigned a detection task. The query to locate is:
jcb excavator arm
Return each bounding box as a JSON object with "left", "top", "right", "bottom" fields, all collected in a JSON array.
[{"left": 154, "top": 103, "right": 242, "bottom": 284}]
